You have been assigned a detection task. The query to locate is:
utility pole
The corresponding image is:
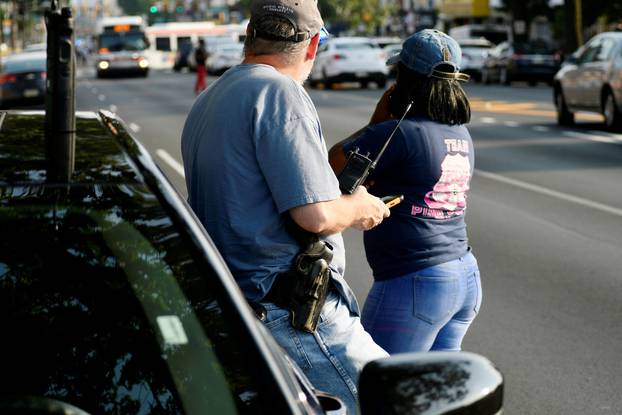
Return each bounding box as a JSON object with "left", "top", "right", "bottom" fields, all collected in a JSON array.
[{"left": 574, "top": 0, "right": 582, "bottom": 46}]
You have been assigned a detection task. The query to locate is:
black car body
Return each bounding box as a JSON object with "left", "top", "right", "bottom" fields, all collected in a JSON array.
[
  {"left": 553, "top": 32, "right": 622, "bottom": 130},
  {"left": 482, "top": 40, "right": 561, "bottom": 85},
  {"left": 0, "top": 110, "right": 504, "bottom": 414},
  {"left": 0, "top": 51, "right": 46, "bottom": 107}
]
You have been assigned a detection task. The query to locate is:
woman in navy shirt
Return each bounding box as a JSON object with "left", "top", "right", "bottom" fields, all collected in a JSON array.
[{"left": 329, "top": 29, "right": 482, "bottom": 353}]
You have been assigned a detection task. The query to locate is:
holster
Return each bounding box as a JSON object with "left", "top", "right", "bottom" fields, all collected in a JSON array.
[
  {"left": 262, "top": 225, "right": 334, "bottom": 332},
  {"left": 288, "top": 240, "right": 333, "bottom": 332}
]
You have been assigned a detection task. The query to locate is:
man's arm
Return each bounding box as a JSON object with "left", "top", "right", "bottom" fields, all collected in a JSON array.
[{"left": 289, "top": 185, "right": 389, "bottom": 235}]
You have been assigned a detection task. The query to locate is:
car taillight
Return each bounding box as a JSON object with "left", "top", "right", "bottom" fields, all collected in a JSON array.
[
  {"left": 0, "top": 74, "right": 16, "bottom": 84},
  {"left": 41, "top": 71, "right": 47, "bottom": 79},
  {"left": 333, "top": 54, "right": 345, "bottom": 60}
]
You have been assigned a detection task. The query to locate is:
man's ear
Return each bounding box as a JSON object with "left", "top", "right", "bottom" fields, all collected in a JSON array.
[{"left": 306, "top": 33, "right": 320, "bottom": 60}]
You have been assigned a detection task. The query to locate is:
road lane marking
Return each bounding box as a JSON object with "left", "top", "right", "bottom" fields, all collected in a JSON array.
[
  {"left": 533, "top": 126, "right": 550, "bottom": 132},
  {"left": 504, "top": 121, "right": 519, "bottom": 127},
  {"left": 98, "top": 94, "right": 105, "bottom": 101},
  {"left": 480, "top": 117, "right": 496, "bottom": 124},
  {"left": 156, "top": 149, "right": 185, "bottom": 178},
  {"left": 562, "top": 131, "right": 619, "bottom": 144},
  {"left": 109, "top": 104, "right": 118, "bottom": 113},
  {"left": 475, "top": 169, "right": 622, "bottom": 217},
  {"left": 129, "top": 123, "right": 140, "bottom": 133}
]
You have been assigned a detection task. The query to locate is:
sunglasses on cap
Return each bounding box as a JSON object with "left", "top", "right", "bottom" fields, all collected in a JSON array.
[{"left": 318, "top": 27, "right": 329, "bottom": 46}]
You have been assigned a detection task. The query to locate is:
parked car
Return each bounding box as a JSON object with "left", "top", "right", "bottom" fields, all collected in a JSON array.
[
  {"left": 308, "top": 37, "right": 389, "bottom": 89},
  {"left": 173, "top": 39, "right": 194, "bottom": 72},
  {"left": 0, "top": 107, "right": 504, "bottom": 414},
  {"left": 458, "top": 37, "right": 495, "bottom": 82},
  {"left": 481, "top": 39, "right": 561, "bottom": 85},
  {"left": 206, "top": 42, "right": 244, "bottom": 75},
  {"left": 383, "top": 42, "right": 402, "bottom": 78},
  {"left": 187, "top": 36, "right": 239, "bottom": 71},
  {"left": 0, "top": 51, "right": 46, "bottom": 108},
  {"left": 553, "top": 31, "right": 622, "bottom": 130}
]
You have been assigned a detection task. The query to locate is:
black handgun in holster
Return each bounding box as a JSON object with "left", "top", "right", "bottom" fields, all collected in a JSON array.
[{"left": 289, "top": 239, "right": 333, "bottom": 333}]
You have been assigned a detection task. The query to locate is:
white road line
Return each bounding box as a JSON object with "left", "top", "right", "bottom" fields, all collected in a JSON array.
[
  {"left": 129, "top": 123, "right": 140, "bottom": 133},
  {"left": 109, "top": 104, "right": 118, "bottom": 113},
  {"left": 533, "top": 126, "right": 550, "bottom": 132},
  {"left": 562, "top": 130, "right": 618, "bottom": 144},
  {"left": 97, "top": 94, "right": 105, "bottom": 102},
  {"left": 475, "top": 169, "right": 622, "bottom": 217},
  {"left": 480, "top": 117, "right": 496, "bottom": 124},
  {"left": 504, "top": 121, "right": 519, "bottom": 127},
  {"left": 156, "top": 149, "right": 185, "bottom": 178}
]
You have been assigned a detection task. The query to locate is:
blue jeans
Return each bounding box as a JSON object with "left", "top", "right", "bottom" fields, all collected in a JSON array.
[
  {"left": 262, "top": 290, "right": 388, "bottom": 414},
  {"left": 361, "top": 251, "right": 482, "bottom": 353}
]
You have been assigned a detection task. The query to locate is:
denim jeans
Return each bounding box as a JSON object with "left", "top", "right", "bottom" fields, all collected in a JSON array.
[
  {"left": 262, "top": 290, "right": 388, "bottom": 414},
  {"left": 361, "top": 251, "right": 482, "bottom": 353}
]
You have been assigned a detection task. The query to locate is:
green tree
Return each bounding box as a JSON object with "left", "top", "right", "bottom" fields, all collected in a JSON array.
[{"left": 117, "top": 0, "right": 151, "bottom": 15}]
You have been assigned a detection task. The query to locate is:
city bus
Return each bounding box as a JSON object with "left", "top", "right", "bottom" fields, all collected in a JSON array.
[
  {"left": 95, "top": 16, "right": 150, "bottom": 78},
  {"left": 144, "top": 21, "right": 246, "bottom": 70}
]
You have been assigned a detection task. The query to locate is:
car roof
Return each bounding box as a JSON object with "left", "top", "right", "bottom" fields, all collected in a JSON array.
[
  {"left": 458, "top": 38, "right": 494, "bottom": 47},
  {"left": 0, "top": 111, "right": 141, "bottom": 185},
  {"left": 329, "top": 36, "right": 378, "bottom": 44},
  {"left": 3, "top": 51, "right": 47, "bottom": 62}
]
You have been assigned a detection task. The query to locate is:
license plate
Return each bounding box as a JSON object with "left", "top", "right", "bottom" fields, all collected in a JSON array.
[
  {"left": 355, "top": 72, "right": 367, "bottom": 78},
  {"left": 23, "top": 89, "right": 40, "bottom": 98}
]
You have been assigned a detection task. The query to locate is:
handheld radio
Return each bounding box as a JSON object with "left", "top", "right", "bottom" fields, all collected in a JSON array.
[{"left": 337, "top": 100, "right": 414, "bottom": 194}]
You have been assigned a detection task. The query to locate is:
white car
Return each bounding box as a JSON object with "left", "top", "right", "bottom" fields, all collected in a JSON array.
[
  {"left": 206, "top": 42, "right": 244, "bottom": 75},
  {"left": 308, "top": 37, "right": 389, "bottom": 89},
  {"left": 457, "top": 38, "right": 494, "bottom": 82}
]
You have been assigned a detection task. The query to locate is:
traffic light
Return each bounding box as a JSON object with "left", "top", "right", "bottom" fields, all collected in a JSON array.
[{"left": 149, "top": 5, "right": 158, "bottom": 13}]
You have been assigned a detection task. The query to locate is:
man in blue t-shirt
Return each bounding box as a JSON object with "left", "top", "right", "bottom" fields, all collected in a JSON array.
[{"left": 181, "top": 1, "right": 389, "bottom": 412}]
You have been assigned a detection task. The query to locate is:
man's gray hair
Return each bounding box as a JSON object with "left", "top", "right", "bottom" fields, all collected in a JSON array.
[{"left": 244, "top": 15, "right": 311, "bottom": 65}]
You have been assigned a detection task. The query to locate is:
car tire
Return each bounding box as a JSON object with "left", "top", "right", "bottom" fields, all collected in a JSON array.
[
  {"left": 376, "top": 78, "right": 387, "bottom": 89},
  {"left": 603, "top": 90, "right": 622, "bottom": 131},
  {"left": 482, "top": 69, "right": 490, "bottom": 85},
  {"left": 500, "top": 68, "right": 511, "bottom": 85},
  {"left": 360, "top": 81, "right": 369, "bottom": 89},
  {"left": 554, "top": 88, "right": 574, "bottom": 126}
]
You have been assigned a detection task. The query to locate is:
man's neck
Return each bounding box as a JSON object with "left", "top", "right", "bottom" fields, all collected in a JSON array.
[{"left": 243, "top": 54, "right": 305, "bottom": 83}]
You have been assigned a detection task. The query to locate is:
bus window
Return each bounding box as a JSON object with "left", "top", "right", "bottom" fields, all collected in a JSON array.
[
  {"left": 156, "top": 37, "right": 171, "bottom": 52},
  {"left": 177, "top": 36, "right": 191, "bottom": 48}
]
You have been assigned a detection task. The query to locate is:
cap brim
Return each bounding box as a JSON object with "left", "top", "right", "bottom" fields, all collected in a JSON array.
[{"left": 386, "top": 53, "right": 401, "bottom": 66}]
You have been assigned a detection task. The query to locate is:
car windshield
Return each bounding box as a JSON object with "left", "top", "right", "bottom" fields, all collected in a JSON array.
[
  {"left": 99, "top": 32, "right": 147, "bottom": 51},
  {"left": 514, "top": 41, "right": 555, "bottom": 54},
  {"left": 0, "top": 185, "right": 268, "bottom": 414},
  {"left": 2, "top": 57, "right": 46, "bottom": 73},
  {"left": 335, "top": 42, "right": 377, "bottom": 50}
]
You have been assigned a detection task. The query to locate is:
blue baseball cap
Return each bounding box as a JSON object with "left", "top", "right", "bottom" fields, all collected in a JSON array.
[{"left": 387, "top": 29, "right": 470, "bottom": 81}]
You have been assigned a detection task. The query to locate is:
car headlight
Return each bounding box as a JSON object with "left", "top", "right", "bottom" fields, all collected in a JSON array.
[
  {"left": 98, "top": 61, "right": 110, "bottom": 70},
  {"left": 138, "top": 59, "right": 149, "bottom": 68}
]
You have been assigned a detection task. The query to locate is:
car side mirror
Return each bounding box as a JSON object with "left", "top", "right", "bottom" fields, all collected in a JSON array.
[{"left": 359, "top": 351, "right": 503, "bottom": 415}]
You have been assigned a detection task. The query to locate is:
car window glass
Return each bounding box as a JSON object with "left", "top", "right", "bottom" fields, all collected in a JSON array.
[
  {"left": 99, "top": 32, "right": 147, "bottom": 51},
  {"left": 2, "top": 57, "right": 46, "bottom": 73},
  {"left": 596, "top": 38, "right": 615, "bottom": 61},
  {"left": 578, "top": 39, "right": 601, "bottom": 64},
  {"left": 0, "top": 185, "right": 270, "bottom": 414}
]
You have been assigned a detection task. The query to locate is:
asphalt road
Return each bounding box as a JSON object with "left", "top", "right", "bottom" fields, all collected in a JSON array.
[{"left": 75, "top": 69, "right": 622, "bottom": 415}]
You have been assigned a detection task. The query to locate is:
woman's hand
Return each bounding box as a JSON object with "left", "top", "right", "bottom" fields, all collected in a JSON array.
[{"left": 369, "top": 84, "right": 396, "bottom": 125}]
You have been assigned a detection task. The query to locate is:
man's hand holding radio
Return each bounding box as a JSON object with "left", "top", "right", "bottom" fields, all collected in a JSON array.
[{"left": 348, "top": 185, "right": 390, "bottom": 231}]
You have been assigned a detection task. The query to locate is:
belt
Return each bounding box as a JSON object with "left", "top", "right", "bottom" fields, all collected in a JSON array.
[{"left": 262, "top": 272, "right": 295, "bottom": 307}]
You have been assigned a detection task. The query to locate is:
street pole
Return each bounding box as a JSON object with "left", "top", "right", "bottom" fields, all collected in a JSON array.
[{"left": 574, "top": 0, "right": 583, "bottom": 46}]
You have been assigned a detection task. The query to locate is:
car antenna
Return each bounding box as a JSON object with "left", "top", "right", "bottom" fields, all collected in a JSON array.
[{"left": 44, "top": 0, "right": 76, "bottom": 183}]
